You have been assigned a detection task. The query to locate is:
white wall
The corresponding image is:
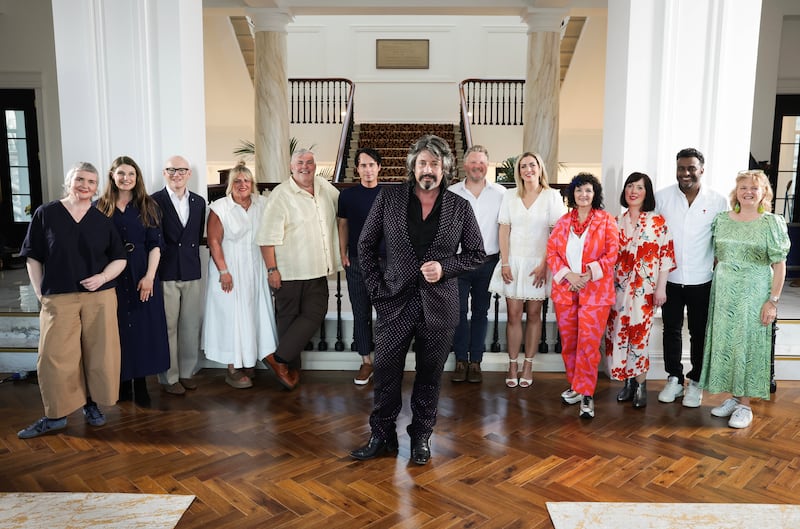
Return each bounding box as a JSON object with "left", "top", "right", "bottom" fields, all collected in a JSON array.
[{"left": 0, "top": 0, "right": 62, "bottom": 200}]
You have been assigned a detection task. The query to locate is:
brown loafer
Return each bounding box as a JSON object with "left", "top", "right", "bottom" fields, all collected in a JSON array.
[
  {"left": 264, "top": 354, "right": 297, "bottom": 390},
  {"left": 162, "top": 382, "right": 186, "bottom": 395},
  {"left": 179, "top": 378, "right": 198, "bottom": 390}
]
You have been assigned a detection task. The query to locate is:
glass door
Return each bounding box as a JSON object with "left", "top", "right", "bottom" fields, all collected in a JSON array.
[{"left": 0, "top": 89, "right": 42, "bottom": 250}]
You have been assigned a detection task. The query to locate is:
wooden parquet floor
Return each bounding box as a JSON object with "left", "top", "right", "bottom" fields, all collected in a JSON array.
[{"left": 2, "top": 369, "right": 799, "bottom": 528}]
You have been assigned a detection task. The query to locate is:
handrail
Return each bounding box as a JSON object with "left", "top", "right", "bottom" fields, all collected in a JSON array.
[
  {"left": 333, "top": 82, "right": 355, "bottom": 183},
  {"left": 459, "top": 79, "right": 525, "bottom": 151},
  {"left": 458, "top": 81, "right": 473, "bottom": 150}
]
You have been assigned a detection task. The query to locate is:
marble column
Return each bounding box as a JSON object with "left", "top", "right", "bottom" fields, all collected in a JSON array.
[
  {"left": 522, "top": 8, "right": 567, "bottom": 183},
  {"left": 248, "top": 9, "right": 293, "bottom": 183}
]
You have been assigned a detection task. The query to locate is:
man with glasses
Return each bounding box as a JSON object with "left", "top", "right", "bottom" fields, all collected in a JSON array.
[
  {"left": 655, "top": 148, "right": 727, "bottom": 407},
  {"left": 152, "top": 156, "right": 206, "bottom": 395}
]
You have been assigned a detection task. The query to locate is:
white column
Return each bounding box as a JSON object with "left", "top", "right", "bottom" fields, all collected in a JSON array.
[
  {"left": 602, "top": 0, "right": 762, "bottom": 214},
  {"left": 522, "top": 8, "right": 568, "bottom": 182},
  {"left": 51, "top": 0, "right": 207, "bottom": 197},
  {"left": 248, "top": 8, "right": 292, "bottom": 183}
]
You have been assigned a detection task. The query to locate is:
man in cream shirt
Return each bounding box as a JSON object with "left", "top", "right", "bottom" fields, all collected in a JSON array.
[
  {"left": 655, "top": 147, "right": 728, "bottom": 408},
  {"left": 257, "top": 149, "right": 341, "bottom": 390}
]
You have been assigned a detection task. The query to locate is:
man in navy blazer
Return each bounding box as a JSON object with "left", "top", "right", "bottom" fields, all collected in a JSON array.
[
  {"left": 152, "top": 155, "right": 206, "bottom": 395},
  {"left": 350, "top": 135, "right": 485, "bottom": 465}
]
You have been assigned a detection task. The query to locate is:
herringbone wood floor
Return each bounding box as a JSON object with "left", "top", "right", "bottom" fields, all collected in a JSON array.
[{"left": 1, "top": 368, "right": 799, "bottom": 528}]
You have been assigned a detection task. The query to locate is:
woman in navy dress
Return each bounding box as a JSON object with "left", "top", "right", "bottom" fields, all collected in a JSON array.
[{"left": 97, "top": 156, "right": 170, "bottom": 407}]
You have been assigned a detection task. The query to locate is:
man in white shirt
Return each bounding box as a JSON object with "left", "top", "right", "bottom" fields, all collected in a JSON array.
[
  {"left": 257, "top": 149, "right": 341, "bottom": 390},
  {"left": 655, "top": 148, "right": 728, "bottom": 407},
  {"left": 447, "top": 145, "right": 505, "bottom": 383}
]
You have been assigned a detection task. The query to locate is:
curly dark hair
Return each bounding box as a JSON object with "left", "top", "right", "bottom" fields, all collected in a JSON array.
[{"left": 564, "top": 172, "right": 604, "bottom": 209}]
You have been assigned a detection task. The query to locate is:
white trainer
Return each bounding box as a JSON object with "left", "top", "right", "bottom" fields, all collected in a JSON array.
[
  {"left": 711, "top": 397, "right": 740, "bottom": 418},
  {"left": 657, "top": 376, "right": 684, "bottom": 403},
  {"left": 561, "top": 388, "right": 582, "bottom": 405},
  {"left": 579, "top": 395, "right": 595, "bottom": 419},
  {"left": 728, "top": 405, "right": 753, "bottom": 428},
  {"left": 682, "top": 380, "right": 703, "bottom": 408}
]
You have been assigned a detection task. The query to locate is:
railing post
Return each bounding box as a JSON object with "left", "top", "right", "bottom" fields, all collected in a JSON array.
[
  {"left": 335, "top": 271, "right": 345, "bottom": 351},
  {"left": 491, "top": 292, "right": 501, "bottom": 352}
]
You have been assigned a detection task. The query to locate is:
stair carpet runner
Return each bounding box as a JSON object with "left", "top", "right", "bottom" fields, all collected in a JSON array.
[{"left": 356, "top": 123, "right": 459, "bottom": 182}]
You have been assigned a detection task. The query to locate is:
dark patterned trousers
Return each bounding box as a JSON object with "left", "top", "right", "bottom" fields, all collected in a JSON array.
[
  {"left": 369, "top": 294, "right": 455, "bottom": 441},
  {"left": 344, "top": 259, "right": 373, "bottom": 357}
]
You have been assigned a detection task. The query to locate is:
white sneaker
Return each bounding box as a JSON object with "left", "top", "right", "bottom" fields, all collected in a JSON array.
[
  {"left": 728, "top": 405, "right": 753, "bottom": 428},
  {"left": 561, "top": 388, "right": 582, "bottom": 405},
  {"left": 711, "top": 398, "right": 740, "bottom": 418},
  {"left": 579, "top": 396, "right": 595, "bottom": 419},
  {"left": 682, "top": 380, "right": 703, "bottom": 408},
  {"left": 657, "top": 376, "right": 684, "bottom": 403}
]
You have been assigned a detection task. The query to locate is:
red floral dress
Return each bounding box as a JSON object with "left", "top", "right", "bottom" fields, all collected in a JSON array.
[{"left": 604, "top": 211, "right": 676, "bottom": 380}]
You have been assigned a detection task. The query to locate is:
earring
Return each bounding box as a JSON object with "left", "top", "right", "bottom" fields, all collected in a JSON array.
[
  {"left": 734, "top": 203, "right": 741, "bottom": 213},
  {"left": 758, "top": 204, "right": 765, "bottom": 214}
]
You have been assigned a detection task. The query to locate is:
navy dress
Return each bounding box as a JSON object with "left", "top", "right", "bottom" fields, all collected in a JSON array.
[{"left": 112, "top": 204, "right": 170, "bottom": 381}]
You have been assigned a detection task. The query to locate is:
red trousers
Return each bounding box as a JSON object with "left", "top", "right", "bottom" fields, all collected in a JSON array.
[{"left": 554, "top": 297, "right": 611, "bottom": 397}]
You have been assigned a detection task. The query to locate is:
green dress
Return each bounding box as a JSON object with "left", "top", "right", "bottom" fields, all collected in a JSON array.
[{"left": 699, "top": 212, "right": 790, "bottom": 399}]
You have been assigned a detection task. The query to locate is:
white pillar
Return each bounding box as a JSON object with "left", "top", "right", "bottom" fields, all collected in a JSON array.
[
  {"left": 522, "top": 8, "right": 568, "bottom": 182},
  {"left": 248, "top": 8, "right": 292, "bottom": 183},
  {"left": 601, "top": 0, "right": 762, "bottom": 215},
  {"left": 51, "top": 0, "right": 207, "bottom": 197}
]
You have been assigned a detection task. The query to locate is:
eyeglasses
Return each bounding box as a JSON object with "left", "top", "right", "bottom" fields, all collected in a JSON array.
[{"left": 165, "top": 167, "right": 189, "bottom": 176}]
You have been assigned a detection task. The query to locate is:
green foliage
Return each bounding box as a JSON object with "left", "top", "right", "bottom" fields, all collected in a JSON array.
[
  {"left": 232, "top": 137, "right": 309, "bottom": 159},
  {"left": 496, "top": 155, "right": 518, "bottom": 183}
]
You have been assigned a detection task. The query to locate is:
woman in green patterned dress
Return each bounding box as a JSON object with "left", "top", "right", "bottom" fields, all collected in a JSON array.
[{"left": 700, "top": 170, "right": 789, "bottom": 429}]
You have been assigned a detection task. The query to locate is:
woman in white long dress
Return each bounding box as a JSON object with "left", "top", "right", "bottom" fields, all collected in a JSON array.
[
  {"left": 488, "top": 152, "right": 566, "bottom": 388},
  {"left": 204, "top": 162, "right": 277, "bottom": 388}
]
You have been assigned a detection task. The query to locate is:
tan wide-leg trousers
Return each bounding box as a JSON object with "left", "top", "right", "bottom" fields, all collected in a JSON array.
[{"left": 37, "top": 289, "right": 121, "bottom": 417}]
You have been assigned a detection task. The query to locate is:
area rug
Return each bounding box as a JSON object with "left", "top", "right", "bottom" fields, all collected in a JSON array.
[
  {"left": 547, "top": 502, "right": 800, "bottom": 529},
  {"left": 0, "top": 493, "right": 195, "bottom": 529}
]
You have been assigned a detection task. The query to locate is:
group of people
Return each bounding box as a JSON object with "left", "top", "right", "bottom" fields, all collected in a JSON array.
[
  {"left": 18, "top": 155, "right": 206, "bottom": 438},
  {"left": 15, "top": 138, "right": 790, "bottom": 465}
]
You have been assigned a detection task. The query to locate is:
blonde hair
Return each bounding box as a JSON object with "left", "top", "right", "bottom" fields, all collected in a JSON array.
[
  {"left": 729, "top": 169, "right": 773, "bottom": 213},
  {"left": 514, "top": 152, "right": 550, "bottom": 198},
  {"left": 225, "top": 161, "right": 256, "bottom": 196}
]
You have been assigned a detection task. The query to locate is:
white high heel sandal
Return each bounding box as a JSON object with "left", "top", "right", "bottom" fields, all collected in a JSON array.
[
  {"left": 505, "top": 360, "right": 519, "bottom": 388},
  {"left": 519, "top": 357, "right": 534, "bottom": 388}
]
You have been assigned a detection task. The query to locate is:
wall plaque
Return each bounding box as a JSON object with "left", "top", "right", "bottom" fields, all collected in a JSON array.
[{"left": 376, "top": 39, "right": 429, "bottom": 69}]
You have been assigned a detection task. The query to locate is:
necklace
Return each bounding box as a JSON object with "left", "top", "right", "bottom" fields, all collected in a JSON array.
[{"left": 570, "top": 208, "right": 594, "bottom": 236}]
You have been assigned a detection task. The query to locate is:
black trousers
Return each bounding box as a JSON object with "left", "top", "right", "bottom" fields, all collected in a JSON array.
[
  {"left": 369, "top": 295, "right": 454, "bottom": 441},
  {"left": 661, "top": 281, "right": 712, "bottom": 384}
]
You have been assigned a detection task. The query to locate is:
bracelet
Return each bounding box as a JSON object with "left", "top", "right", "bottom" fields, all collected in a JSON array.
[
  {"left": 267, "top": 267, "right": 278, "bottom": 274},
  {"left": 218, "top": 269, "right": 229, "bottom": 275},
  {"left": 501, "top": 264, "right": 510, "bottom": 268}
]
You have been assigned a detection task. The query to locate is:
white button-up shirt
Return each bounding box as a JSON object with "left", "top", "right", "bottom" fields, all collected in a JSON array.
[
  {"left": 655, "top": 183, "right": 728, "bottom": 285},
  {"left": 448, "top": 180, "right": 506, "bottom": 255},
  {"left": 166, "top": 185, "right": 190, "bottom": 227}
]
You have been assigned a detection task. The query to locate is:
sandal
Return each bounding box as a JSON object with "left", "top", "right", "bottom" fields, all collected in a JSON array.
[
  {"left": 225, "top": 369, "right": 253, "bottom": 389},
  {"left": 505, "top": 360, "right": 519, "bottom": 388},
  {"left": 519, "top": 357, "right": 534, "bottom": 388}
]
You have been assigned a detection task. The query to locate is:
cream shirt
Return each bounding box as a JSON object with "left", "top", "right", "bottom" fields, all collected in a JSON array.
[
  {"left": 256, "top": 175, "right": 342, "bottom": 280},
  {"left": 655, "top": 183, "right": 728, "bottom": 285}
]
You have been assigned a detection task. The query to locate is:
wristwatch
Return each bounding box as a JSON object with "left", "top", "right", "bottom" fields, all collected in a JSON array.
[
  {"left": 769, "top": 295, "right": 780, "bottom": 304},
  {"left": 267, "top": 267, "right": 278, "bottom": 275}
]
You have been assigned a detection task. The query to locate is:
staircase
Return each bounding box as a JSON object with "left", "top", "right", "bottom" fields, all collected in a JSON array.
[{"left": 347, "top": 123, "right": 463, "bottom": 182}]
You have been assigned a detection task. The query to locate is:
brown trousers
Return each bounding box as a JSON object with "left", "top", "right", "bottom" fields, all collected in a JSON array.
[{"left": 38, "top": 289, "right": 121, "bottom": 417}]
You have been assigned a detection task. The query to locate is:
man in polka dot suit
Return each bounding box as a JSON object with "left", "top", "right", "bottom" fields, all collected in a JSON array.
[{"left": 350, "top": 135, "right": 486, "bottom": 465}]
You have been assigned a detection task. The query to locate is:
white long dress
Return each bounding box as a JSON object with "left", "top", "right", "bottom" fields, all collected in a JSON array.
[
  {"left": 203, "top": 194, "right": 278, "bottom": 368},
  {"left": 488, "top": 187, "right": 567, "bottom": 300}
]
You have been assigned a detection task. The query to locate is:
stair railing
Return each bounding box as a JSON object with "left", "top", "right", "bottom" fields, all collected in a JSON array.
[{"left": 458, "top": 78, "right": 525, "bottom": 150}]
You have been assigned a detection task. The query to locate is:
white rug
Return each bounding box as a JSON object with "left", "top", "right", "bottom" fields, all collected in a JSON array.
[
  {"left": 547, "top": 502, "right": 800, "bottom": 529},
  {"left": 0, "top": 493, "right": 195, "bottom": 529}
]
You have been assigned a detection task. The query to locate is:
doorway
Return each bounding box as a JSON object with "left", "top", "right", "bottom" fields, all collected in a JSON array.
[{"left": 0, "top": 89, "right": 42, "bottom": 251}]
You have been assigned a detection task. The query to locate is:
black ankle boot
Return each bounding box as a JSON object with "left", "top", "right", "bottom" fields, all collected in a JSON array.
[
  {"left": 411, "top": 435, "right": 432, "bottom": 465},
  {"left": 350, "top": 433, "right": 399, "bottom": 460},
  {"left": 616, "top": 378, "right": 638, "bottom": 402},
  {"left": 133, "top": 377, "right": 151, "bottom": 407},
  {"left": 119, "top": 380, "right": 133, "bottom": 402},
  {"left": 633, "top": 380, "right": 647, "bottom": 408}
]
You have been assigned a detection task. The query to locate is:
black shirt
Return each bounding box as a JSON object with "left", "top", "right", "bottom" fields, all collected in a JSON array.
[{"left": 407, "top": 184, "right": 444, "bottom": 261}]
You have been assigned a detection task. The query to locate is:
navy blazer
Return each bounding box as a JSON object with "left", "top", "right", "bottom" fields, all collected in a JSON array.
[
  {"left": 152, "top": 188, "right": 206, "bottom": 281},
  {"left": 358, "top": 183, "right": 485, "bottom": 329}
]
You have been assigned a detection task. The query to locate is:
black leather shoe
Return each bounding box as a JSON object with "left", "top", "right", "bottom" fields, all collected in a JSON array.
[
  {"left": 410, "top": 436, "right": 431, "bottom": 465},
  {"left": 350, "top": 434, "right": 399, "bottom": 460},
  {"left": 616, "top": 378, "right": 637, "bottom": 402}
]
